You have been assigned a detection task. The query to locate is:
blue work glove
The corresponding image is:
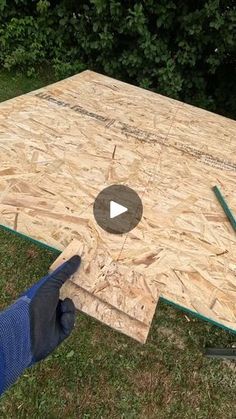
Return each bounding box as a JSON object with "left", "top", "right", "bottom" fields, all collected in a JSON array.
[{"left": 0, "top": 255, "right": 81, "bottom": 395}]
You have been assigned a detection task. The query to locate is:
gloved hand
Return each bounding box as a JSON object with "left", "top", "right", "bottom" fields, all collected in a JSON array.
[{"left": 0, "top": 255, "right": 81, "bottom": 395}]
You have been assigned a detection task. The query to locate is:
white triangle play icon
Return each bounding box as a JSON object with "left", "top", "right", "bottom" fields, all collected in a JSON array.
[{"left": 110, "top": 200, "right": 128, "bottom": 219}]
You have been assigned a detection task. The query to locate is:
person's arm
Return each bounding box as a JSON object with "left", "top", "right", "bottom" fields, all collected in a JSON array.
[{"left": 0, "top": 255, "right": 81, "bottom": 395}]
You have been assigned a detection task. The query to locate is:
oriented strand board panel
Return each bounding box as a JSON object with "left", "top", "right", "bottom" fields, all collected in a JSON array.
[
  {"left": 50, "top": 238, "right": 158, "bottom": 327},
  {"left": 50, "top": 240, "right": 153, "bottom": 343},
  {"left": 0, "top": 70, "right": 236, "bottom": 336},
  {"left": 60, "top": 281, "right": 150, "bottom": 344}
]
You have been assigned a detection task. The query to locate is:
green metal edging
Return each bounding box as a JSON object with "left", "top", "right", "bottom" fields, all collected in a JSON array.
[
  {"left": 159, "top": 297, "right": 236, "bottom": 335},
  {"left": 0, "top": 224, "right": 61, "bottom": 254},
  {"left": 1, "top": 223, "right": 236, "bottom": 336}
]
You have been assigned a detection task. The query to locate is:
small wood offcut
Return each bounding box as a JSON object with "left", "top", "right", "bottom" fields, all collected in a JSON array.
[{"left": 0, "top": 70, "right": 235, "bottom": 343}]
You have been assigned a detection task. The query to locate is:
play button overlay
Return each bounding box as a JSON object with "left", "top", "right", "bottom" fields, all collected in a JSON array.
[
  {"left": 93, "top": 185, "right": 143, "bottom": 234},
  {"left": 110, "top": 201, "right": 128, "bottom": 219}
]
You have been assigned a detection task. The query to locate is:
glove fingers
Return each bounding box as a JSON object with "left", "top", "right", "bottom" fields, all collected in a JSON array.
[
  {"left": 49, "top": 255, "right": 81, "bottom": 289},
  {"left": 58, "top": 298, "right": 76, "bottom": 343},
  {"left": 60, "top": 298, "right": 75, "bottom": 314},
  {"left": 59, "top": 312, "right": 76, "bottom": 341}
]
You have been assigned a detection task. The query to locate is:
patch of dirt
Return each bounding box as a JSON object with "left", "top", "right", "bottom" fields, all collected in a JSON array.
[
  {"left": 76, "top": 372, "right": 116, "bottom": 416},
  {"left": 26, "top": 247, "right": 39, "bottom": 259},
  {"left": 223, "top": 360, "right": 236, "bottom": 372},
  {"left": 158, "top": 326, "right": 186, "bottom": 350},
  {"left": 131, "top": 360, "right": 174, "bottom": 394},
  {"left": 131, "top": 368, "right": 163, "bottom": 392},
  {"left": 130, "top": 366, "right": 174, "bottom": 417},
  {"left": 3, "top": 281, "right": 18, "bottom": 301}
]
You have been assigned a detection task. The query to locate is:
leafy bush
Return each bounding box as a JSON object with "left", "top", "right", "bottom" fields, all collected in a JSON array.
[{"left": 0, "top": 0, "right": 235, "bottom": 117}]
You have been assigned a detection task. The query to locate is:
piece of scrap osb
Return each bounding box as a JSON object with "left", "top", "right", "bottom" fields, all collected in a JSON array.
[
  {"left": 50, "top": 239, "right": 159, "bottom": 327},
  {"left": 59, "top": 280, "right": 150, "bottom": 343}
]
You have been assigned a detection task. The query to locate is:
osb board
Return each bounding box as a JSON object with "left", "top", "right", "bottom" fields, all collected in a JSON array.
[
  {"left": 50, "top": 239, "right": 158, "bottom": 327},
  {"left": 0, "top": 70, "right": 236, "bottom": 335},
  {"left": 60, "top": 281, "right": 149, "bottom": 343}
]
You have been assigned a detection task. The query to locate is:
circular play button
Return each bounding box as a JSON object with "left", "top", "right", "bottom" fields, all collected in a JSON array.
[{"left": 93, "top": 185, "right": 143, "bottom": 234}]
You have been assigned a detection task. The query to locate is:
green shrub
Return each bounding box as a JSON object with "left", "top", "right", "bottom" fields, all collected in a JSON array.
[{"left": 0, "top": 0, "right": 235, "bottom": 117}]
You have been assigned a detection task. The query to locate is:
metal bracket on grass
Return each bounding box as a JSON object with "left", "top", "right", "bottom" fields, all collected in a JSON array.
[{"left": 204, "top": 347, "right": 236, "bottom": 360}]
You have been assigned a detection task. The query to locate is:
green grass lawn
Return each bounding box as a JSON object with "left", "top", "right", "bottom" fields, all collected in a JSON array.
[{"left": 0, "top": 71, "right": 235, "bottom": 419}]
